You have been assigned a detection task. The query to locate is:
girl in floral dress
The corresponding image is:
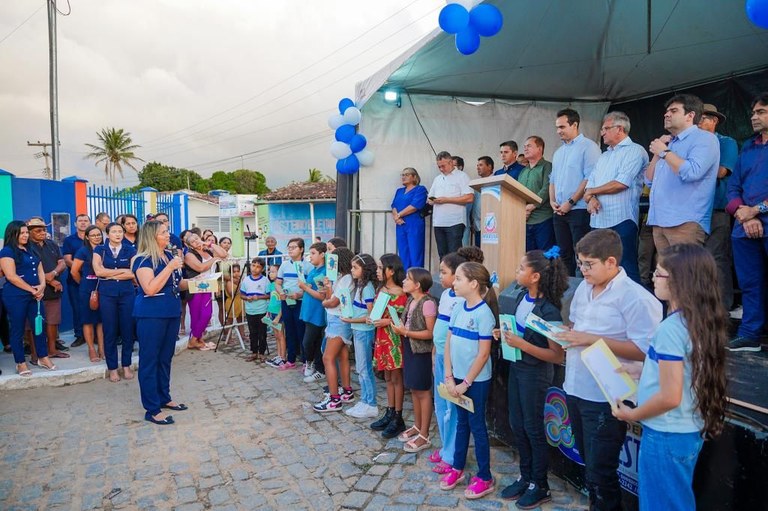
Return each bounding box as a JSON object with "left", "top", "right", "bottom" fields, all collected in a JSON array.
[{"left": 369, "top": 253, "right": 408, "bottom": 439}]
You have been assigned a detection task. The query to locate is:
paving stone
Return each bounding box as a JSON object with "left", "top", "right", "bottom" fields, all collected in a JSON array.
[
  {"left": 174, "top": 504, "right": 204, "bottom": 511},
  {"left": 367, "top": 464, "right": 389, "bottom": 476},
  {"left": 393, "top": 492, "right": 426, "bottom": 505},
  {"left": 176, "top": 487, "right": 198, "bottom": 504},
  {"left": 199, "top": 475, "right": 224, "bottom": 489},
  {"left": 199, "top": 461, "right": 219, "bottom": 478},
  {"left": 341, "top": 491, "right": 371, "bottom": 509},
  {"left": 464, "top": 498, "right": 505, "bottom": 510},
  {"left": 275, "top": 490, "right": 302, "bottom": 506},
  {"left": 425, "top": 494, "right": 460, "bottom": 507},
  {"left": 228, "top": 468, "right": 250, "bottom": 481},
  {"left": 80, "top": 492, "right": 103, "bottom": 510},
  {"left": 170, "top": 462, "right": 191, "bottom": 474},
  {"left": 338, "top": 462, "right": 362, "bottom": 478},
  {"left": 373, "top": 452, "right": 397, "bottom": 464},
  {"left": 208, "top": 488, "right": 230, "bottom": 506},
  {"left": 353, "top": 475, "right": 381, "bottom": 492}
]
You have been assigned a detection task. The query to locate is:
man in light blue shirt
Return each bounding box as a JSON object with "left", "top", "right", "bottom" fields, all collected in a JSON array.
[
  {"left": 549, "top": 108, "right": 602, "bottom": 275},
  {"left": 646, "top": 94, "right": 720, "bottom": 249},
  {"left": 698, "top": 104, "right": 738, "bottom": 310},
  {"left": 584, "top": 111, "right": 648, "bottom": 283}
]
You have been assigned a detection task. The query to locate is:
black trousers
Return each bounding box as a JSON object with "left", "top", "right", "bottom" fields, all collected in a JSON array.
[
  {"left": 302, "top": 322, "right": 326, "bottom": 374},
  {"left": 553, "top": 210, "right": 591, "bottom": 276},
  {"left": 246, "top": 313, "right": 267, "bottom": 355}
]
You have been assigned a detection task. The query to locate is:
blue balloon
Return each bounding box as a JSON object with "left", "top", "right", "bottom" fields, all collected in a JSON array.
[
  {"left": 349, "top": 134, "right": 367, "bottom": 153},
  {"left": 338, "top": 98, "right": 355, "bottom": 114},
  {"left": 456, "top": 27, "right": 480, "bottom": 55},
  {"left": 746, "top": 0, "right": 768, "bottom": 29},
  {"left": 335, "top": 124, "right": 356, "bottom": 143},
  {"left": 342, "top": 154, "right": 360, "bottom": 174},
  {"left": 469, "top": 4, "right": 503, "bottom": 37},
  {"left": 438, "top": 4, "right": 470, "bottom": 35},
  {"left": 336, "top": 159, "right": 346, "bottom": 173}
]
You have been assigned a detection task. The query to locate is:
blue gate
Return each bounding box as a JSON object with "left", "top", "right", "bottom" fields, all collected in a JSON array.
[
  {"left": 86, "top": 184, "right": 145, "bottom": 223},
  {"left": 157, "top": 192, "right": 175, "bottom": 227}
]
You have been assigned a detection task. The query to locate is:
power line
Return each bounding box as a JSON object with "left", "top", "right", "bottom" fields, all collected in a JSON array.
[
  {"left": 0, "top": 4, "right": 45, "bottom": 46},
  {"left": 141, "top": 0, "right": 428, "bottom": 147},
  {"left": 141, "top": 0, "right": 439, "bottom": 151}
]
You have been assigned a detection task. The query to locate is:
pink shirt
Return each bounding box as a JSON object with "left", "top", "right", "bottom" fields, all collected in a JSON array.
[{"left": 404, "top": 298, "right": 437, "bottom": 330}]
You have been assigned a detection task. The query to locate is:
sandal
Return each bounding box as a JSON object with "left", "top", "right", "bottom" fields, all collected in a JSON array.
[
  {"left": 16, "top": 364, "right": 32, "bottom": 378},
  {"left": 439, "top": 468, "right": 464, "bottom": 490},
  {"left": 404, "top": 434, "right": 431, "bottom": 453},
  {"left": 432, "top": 461, "right": 453, "bottom": 474},
  {"left": 397, "top": 425, "right": 420, "bottom": 442},
  {"left": 428, "top": 449, "right": 442, "bottom": 463},
  {"left": 464, "top": 476, "right": 494, "bottom": 500},
  {"left": 38, "top": 361, "right": 57, "bottom": 371}
]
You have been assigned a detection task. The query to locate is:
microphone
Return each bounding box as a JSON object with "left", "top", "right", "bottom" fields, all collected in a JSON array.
[{"left": 245, "top": 226, "right": 259, "bottom": 241}]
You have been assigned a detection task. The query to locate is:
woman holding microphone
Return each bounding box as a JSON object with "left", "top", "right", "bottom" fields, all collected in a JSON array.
[{"left": 132, "top": 220, "right": 188, "bottom": 425}]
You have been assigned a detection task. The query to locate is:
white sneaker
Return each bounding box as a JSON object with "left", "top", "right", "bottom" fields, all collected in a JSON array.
[
  {"left": 360, "top": 403, "right": 379, "bottom": 418},
  {"left": 344, "top": 402, "right": 363, "bottom": 417},
  {"left": 303, "top": 362, "right": 313, "bottom": 377},
  {"left": 303, "top": 370, "right": 323, "bottom": 383}
]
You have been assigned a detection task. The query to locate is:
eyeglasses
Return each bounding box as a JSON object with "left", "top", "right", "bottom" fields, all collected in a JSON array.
[
  {"left": 88, "top": 233, "right": 103, "bottom": 238},
  {"left": 576, "top": 259, "right": 601, "bottom": 271},
  {"left": 401, "top": 173, "right": 413, "bottom": 177},
  {"left": 652, "top": 269, "right": 669, "bottom": 279},
  {"left": 600, "top": 125, "right": 620, "bottom": 133}
]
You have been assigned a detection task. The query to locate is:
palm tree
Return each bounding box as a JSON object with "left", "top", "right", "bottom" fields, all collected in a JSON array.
[
  {"left": 84, "top": 128, "right": 144, "bottom": 183},
  {"left": 307, "top": 168, "right": 334, "bottom": 183}
]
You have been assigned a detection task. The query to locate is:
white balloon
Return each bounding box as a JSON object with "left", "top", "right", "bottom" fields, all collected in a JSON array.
[
  {"left": 446, "top": 0, "right": 477, "bottom": 10},
  {"left": 328, "top": 114, "right": 345, "bottom": 130},
  {"left": 342, "top": 107, "right": 362, "bottom": 126},
  {"left": 357, "top": 148, "right": 375, "bottom": 167},
  {"left": 330, "top": 141, "right": 352, "bottom": 159}
]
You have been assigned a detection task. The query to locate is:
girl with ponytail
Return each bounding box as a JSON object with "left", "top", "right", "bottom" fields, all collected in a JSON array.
[{"left": 614, "top": 243, "right": 727, "bottom": 511}]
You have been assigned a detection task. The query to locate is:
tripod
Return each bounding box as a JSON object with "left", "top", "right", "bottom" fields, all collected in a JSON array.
[{"left": 214, "top": 230, "right": 267, "bottom": 356}]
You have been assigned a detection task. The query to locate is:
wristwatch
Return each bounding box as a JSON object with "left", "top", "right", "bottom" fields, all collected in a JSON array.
[
  {"left": 757, "top": 201, "right": 768, "bottom": 215},
  {"left": 659, "top": 150, "right": 669, "bottom": 159},
  {"left": 567, "top": 198, "right": 576, "bottom": 206}
]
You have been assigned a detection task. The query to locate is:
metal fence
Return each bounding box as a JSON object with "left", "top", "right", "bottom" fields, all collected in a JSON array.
[
  {"left": 86, "top": 184, "right": 145, "bottom": 223},
  {"left": 157, "top": 192, "right": 175, "bottom": 226}
]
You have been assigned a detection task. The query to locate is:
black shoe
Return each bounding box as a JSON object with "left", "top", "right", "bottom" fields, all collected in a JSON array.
[
  {"left": 726, "top": 336, "right": 761, "bottom": 352},
  {"left": 381, "top": 414, "right": 405, "bottom": 439},
  {"left": 71, "top": 337, "right": 86, "bottom": 348},
  {"left": 144, "top": 412, "right": 174, "bottom": 425},
  {"left": 55, "top": 340, "right": 69, "bottom": 352},
  {"left": 501, "top": 477, "right": 528, "bottom": 500},
  {"left": 162, "top": 403, "right": 188, "bottom": 411},
  {"left": 515, "top": 482, "right": 551, "bottom": 510},
  {"left": 370, "top": 407, "right": 394, "bottom": 431}
]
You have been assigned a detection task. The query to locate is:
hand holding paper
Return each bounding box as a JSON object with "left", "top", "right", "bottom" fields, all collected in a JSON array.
[{"left": 581, "top": 339, "right": 637, "bottom": 410}]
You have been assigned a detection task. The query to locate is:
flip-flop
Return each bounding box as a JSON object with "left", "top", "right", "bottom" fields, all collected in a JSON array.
[
  {"left": 198, "top": 345, "right": 213, "bottom": 351},
  {"left": 49, "top": 352, "right": 70, "bottom": 359},
  {"left": 16, "top": 365, "right": 32, "bottom": 378},
  {"left": 39, "top": 363, "right": 57, "bottom": 371},
  {"left": 204, "top": 342, "right": 216, "bottom": 349}
]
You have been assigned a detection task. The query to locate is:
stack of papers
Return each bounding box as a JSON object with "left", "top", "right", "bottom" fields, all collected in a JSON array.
[
  {"left": 499, "top": 314, "right": 522, "bottom": 362},
  {"left": 338, "top": 288, "right": 353, "bottom": 318}
]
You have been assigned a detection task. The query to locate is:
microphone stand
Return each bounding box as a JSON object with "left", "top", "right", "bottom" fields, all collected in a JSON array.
[{"left": 214, "top": 230, "right": 258, "bottom": 353}]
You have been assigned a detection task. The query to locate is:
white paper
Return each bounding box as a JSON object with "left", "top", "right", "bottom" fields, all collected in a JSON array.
[{"left": 581, "top": 340, "right": 637, "bottom": 405}]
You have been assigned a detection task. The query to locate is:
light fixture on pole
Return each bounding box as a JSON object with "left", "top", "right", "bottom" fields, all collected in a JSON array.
[{"left": 383, "top": 89, "right": 401, "bottom": 108}]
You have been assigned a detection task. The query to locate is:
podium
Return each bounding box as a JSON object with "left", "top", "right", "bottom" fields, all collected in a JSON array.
[{"left": 469, "top": 174, "right": 542, "bottom": 290}]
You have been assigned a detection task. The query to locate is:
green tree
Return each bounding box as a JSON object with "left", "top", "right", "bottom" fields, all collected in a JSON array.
[
  {"left": 84, "top": 127, "right": 144, "bottom": 183},
  {"left": 136, "top": 162, "right": 206, "bottom": 192},
  {"left": 307, "top": 168, "right": 334, "bottom": 183},
  {"left": 231, "top": 169, "right": 270, "bottom": 195}
]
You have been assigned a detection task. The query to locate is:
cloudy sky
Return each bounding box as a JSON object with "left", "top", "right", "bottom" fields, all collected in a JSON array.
[{"left": 0, "top": 0, "right": 443, "bottom": 189}]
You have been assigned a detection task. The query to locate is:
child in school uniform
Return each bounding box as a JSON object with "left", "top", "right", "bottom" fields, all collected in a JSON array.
[
  {"left": 275, "top": 237, "right": 312, "bottom": 371},
  {"left": 499, "top": 248, "right": 569, "bottom": 509},
  {"left": 297, "top": 242, "right": 328, "bottom": 382},
  {"left": 240, "top": 258, "right": 270, "bottom": 362},
  {"left": 614, "top": 244, "right": 727, "bottom": 511},
  {"left": 556, "top": 229, "right": 662, "bottom": 511},
  {"left": 441, "top": 262, "right": 498, "bottom": 500},
  {"left": 265, "top": 263, "right": 287, "bottom": 368}
]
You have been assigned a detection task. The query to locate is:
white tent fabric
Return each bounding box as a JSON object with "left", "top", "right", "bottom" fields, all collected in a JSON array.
[{"left": 357, "top": 0, "right": 768, "bottom": 106}]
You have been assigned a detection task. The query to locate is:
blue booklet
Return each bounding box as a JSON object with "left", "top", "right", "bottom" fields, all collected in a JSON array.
[{"left": 499, "top": 314, "right": 522, "bottom": 362}]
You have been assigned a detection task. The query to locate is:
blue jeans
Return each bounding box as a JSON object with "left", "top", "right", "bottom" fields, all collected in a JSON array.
[
  {"left": 137, "top": 317, "right": 180, "bottom": 415},
  {"left": 433, "top": 352, "right": 457, "bottom": 465},
  {"left": 553, "top": 210, "right": 592, "bottom": 276},
  {"left": 352, "top": 329, "right": 376, "bottom": 406},
  {"left": 508, "top": 362, "right": 553, "bottom": 486},
  {"left": 610, "top": 219, "right": 640, "bottom": 283},
  {"left": 396, "top": 220, "right": 425, "bottom": 270},
  {"left": 101, "top": 289, "right": 136, "bottom": 370},
  {"left": 566, "top": 395, "right": 627, "bottom": 511},
  {"left": 281, "top": 300, "right": 305, "bottom": 363},
  {"left": 434, "top": 224, "right": 465, "bottom": 260},
  {"left": 453, "top": 378, "right": 492, "bottom": 480},
  {"left": 732, "top": 235, "right": 768, "bottom": 340},
  {"left": 526, "top": 218, "right": 556, "bottom": 252},
  {"left": 638, "top": 426, "right": 703, "bottom": 511}
]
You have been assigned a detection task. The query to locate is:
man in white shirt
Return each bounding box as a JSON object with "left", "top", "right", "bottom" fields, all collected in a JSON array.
[
  {"left": 471, "top": 156, "right": 494, "bottom": 247},
  {"left": 583, "top": 111, "right": 649, "bottom": 283},
  {"left": 428, "top": 151, "right": 474, "bottom": 259},
  {"left": 557, "top": 229, "right": 662, "bottom": 511}
]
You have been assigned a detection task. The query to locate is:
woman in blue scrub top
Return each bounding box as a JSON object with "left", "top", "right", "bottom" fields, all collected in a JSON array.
[
  {"left": 71, "top": 225, "right": 105, "bottom": 363},
  {"left": 120, "top": 214, "right": 140, "bottom": 251},
  {"left": 0, "top": 221, "right": 55, "bottom": 375},
  {"left": 132, "top": 220, "right": 188, "bottom": 425},
  {"left": 390, "top": 168, "right": 428, "bottom": 270},
  {"left": 93, "top": 222, "right": 137, "bottom": 383}
]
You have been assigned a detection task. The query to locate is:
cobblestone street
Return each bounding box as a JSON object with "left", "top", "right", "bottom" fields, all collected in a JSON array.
[{"left": 0, "top": 338, "right": 589, "bottom": 510}]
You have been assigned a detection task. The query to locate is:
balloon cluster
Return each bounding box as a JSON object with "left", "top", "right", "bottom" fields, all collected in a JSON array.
[
  {"left": 328, "top": 98, "right": 374, "bottom": 175},
  {"left": 746, "top": 0, "right": 768, "bottom": 28},
  {"left": 438, "top": 1, "right": 503, "bottom": 55}
]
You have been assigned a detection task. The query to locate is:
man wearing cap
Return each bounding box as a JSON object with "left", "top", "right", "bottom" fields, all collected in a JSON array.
[
  {"left": 726, "top": 92, "right": 768, "bottom": 352},
  {"left": 494, "top": 141, "right": 525, "bottom": 180},
  {"left": 698, "top": 104, "right": 738, "bottom": 310},
  {"left": 27, "top": 217, "right": 70, "bottom": 359},
  {"left": 646, "top": 94, "right": 719, "bottom": 248}
]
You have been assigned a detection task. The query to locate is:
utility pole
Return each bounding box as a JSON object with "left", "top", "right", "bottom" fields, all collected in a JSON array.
[
  {"left": 47, "top": 0, "right": 60, "bottom": 180},
  {"left": 27, "top": 141, "right": 52, "bottom": 178}
]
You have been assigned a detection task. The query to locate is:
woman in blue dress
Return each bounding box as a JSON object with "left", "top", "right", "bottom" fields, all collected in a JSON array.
[
  {"left": 71, "top": 225, "right": 105, "bottom": 363},
  {"left": 132, "top": 220, "right": 187, "bottom": 425},
  {"left": 93, "top": 222, "right": 137, "bottom": 382},
  {"left": 390, "top": 167, "right": 428, "bottom": 270},
  {"left": 120, "top": 214, "right": 140, "bottom": 251},
  {"left": 0, "top": 221, "right": 55, "bottom": 376}
]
